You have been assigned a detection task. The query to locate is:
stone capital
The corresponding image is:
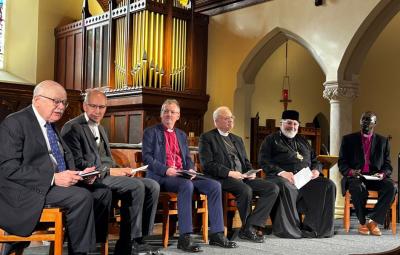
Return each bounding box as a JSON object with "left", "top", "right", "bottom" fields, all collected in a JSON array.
[{"left": 323, "top": 80, "right": 359, "bottom": 101}]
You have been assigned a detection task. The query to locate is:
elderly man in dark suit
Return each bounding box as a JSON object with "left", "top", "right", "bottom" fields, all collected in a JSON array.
[
  {"left": 339, "top": 111, "right": 397, "bottom": 236},
  {"left": 0, "top": 80, "right": 111, "bottom": 255},
  {"left": 61, "top": 89, "right": 160, "bottom": 255},
  {"left": 142, "top": 99, "right": 238, "bottom": 252},
  {"left": 198, "top": 106, "right": 279, "bottom": 242}
]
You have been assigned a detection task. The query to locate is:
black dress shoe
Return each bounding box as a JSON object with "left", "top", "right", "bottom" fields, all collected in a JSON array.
[
  {"left": 133, "top": 239, "right": 160, "bottom": 253},
  {"left": 239, "top": 228, "right": 264, "bottom": 243},
  {"left": 209, "top": 232, "right": 238, "bottom": 248},
  {"left": 114, "top": 239, "right": 131, "bottom": 255},
  {"left": 301, "top": 229, "right": 317, "bottom": 238},
  {"left": 177, "top": 234, "right": 202, "bottom": 253}
]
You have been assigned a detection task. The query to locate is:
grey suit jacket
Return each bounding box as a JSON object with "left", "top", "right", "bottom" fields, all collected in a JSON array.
[
  {"left": 0, "top": 106, "right": 75, "bottom": 236},
  {"left": 61, "top": 114, "right": 115, "bottom": 176},
  {"left": 198, "top": 128, "right": 253, "bottom": 179}
]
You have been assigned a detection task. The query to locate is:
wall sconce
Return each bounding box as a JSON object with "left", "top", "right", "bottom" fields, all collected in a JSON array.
[{"left": 280, "top": 40, "right": 292, "bottom": 110}]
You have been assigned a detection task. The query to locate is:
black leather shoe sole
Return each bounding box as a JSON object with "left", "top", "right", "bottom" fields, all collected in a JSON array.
[
  {"left": 239, "top": 232, "right": 264, "bottom": 243},
  {"left": 209, "top": 240, "right": 238, "bottom": 248},
  {"left": 177, "top": 243, "right": 203, "bottom": 253}
]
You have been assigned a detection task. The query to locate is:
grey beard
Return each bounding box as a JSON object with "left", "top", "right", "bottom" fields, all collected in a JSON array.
[{"left": 280, "top": 126, "right": 297, "bottom": 138}]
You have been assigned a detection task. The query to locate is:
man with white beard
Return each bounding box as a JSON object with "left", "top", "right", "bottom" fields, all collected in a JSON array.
[{"left": 258, "top": 110, "right": 336, "bottom": 238}]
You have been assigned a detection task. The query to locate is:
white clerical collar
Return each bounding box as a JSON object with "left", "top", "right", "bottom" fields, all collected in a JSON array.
[
  {"left": 217, "top": 129, "right": 230, "bottom": 137},
  {"left": 84, "top": 113, "right": 99, "bottom": 127}
]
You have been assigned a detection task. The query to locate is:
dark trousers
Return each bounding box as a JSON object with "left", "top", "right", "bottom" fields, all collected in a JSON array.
[
  {"left": 100, "top": 176, "right": 160, "bottom": 243},
  {"left": 219, "top": 177, "right": 279, "bottom": 228},
  {"left": 158, "top": 176, "right": 224, "bottom": 235},
  {"left": 269, "top": 176, "right": 336, "bottom": 238},
  {"left": 82, "top": 182, "right": 113, "bottom": 243},
  {"left": 45, "top": 186, "right": 100, "bottom": 254},
  {"left": 347, "top": 177, "right": 397, "bottom": 225}
]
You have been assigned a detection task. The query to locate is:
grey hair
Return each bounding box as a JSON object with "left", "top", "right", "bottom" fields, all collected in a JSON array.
[
  {"left": 33, "top": 80, "right": 65, "bottom": 97},
  {"left": 84, "top": 89, "right": 107, "bottom": 103},
  {"left": 213, "top": 106, "right": 231, "bottom": 122},
  {"left": 160, "top": 99, "right": 180, "bottom": 115}
]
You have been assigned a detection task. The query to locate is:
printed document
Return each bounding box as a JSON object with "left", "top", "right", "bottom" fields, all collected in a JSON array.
[{"left": 293, "top": 167, "right": 312, "bottom": 189}]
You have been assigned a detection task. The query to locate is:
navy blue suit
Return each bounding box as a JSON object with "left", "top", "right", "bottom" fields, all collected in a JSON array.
[{"left": 142, "top": 124, "right": 224, "bottom": 234}]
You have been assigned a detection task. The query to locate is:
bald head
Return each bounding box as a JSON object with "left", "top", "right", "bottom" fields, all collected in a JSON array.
[
  {"left": 83, "top": 89, "right": 108, "bottom": 124},
  {"left": 32, "top": 80, "right": 68, "bottom": 123},
  {"left": 33, "top": 80, "right": 66, "bottom": 98}
]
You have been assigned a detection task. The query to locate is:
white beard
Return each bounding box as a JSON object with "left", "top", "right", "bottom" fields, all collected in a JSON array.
[{"left": 280, "top": 126, "right": 297, "bottom": 138}]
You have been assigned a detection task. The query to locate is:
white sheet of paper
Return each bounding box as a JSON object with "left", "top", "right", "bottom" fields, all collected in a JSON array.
[
  {"left": 363, "top": 175, "right": 380, "bottom": 181},
  {"left": 131, "top": 165, "right": 148, "bottom": 174},
  {"left": 293, "top": 167, "right": 312, "bottom": 189}
]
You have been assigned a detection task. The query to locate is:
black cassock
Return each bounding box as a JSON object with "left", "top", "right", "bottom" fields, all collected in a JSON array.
[{"left": 258, "top": 131, "right": 336, "bottom": 238}]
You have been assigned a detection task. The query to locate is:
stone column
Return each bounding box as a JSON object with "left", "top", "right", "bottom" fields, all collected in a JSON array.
[{"left": 323, "top": 80, "right": 358, "bottom": 218}]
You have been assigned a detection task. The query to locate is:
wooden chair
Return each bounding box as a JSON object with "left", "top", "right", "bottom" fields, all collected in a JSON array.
[
  {"left": 343, "top": 190, "right": 398, "bottom": 234},
  {"left": 0, "top": 208, "right": 64, "bottom": 255},
  {"left": 134, "top": 151, "right": 208, "bottom": 248},
  {"left": 0, "top": 208, "right": 109, "bottom": 255}
]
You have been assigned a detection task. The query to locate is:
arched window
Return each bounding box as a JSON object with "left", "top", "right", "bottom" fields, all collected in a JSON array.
[{"left": 0, "top": 0, "right": 5, "bottom": 69}]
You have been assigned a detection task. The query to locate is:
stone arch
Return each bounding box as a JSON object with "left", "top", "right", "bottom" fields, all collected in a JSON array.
[
  {"left": 339, "top": 0, "right": 400, "bottom": 82},
  {"left": 234, "top": 27, "right": 326, "bottom": 147}
]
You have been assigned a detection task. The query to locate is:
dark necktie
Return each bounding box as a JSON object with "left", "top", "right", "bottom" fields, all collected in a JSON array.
[{"left": 46, "top": 123, "right": 66, "bottom": 172}]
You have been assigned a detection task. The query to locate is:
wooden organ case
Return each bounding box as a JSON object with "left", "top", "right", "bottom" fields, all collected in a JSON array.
[{"left": 54, "top": 0, "right": 209, "bottom": 143}]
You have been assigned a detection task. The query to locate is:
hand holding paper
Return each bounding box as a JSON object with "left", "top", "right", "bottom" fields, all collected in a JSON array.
[{"left": 293, "top": 167, "right": 312, "bottom": 189}]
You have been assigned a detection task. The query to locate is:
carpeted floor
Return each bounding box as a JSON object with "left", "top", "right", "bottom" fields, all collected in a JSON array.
[{"left": 23, "top": 218, "right": 400, "bottom": 255}]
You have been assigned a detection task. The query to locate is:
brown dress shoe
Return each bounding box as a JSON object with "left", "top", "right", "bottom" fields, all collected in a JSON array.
[
  {"left": 366, "top": 221, "right": 382, "bottom": 236},
  {"left": 358, "top": 224, "right": 370, "bottom": 235}
]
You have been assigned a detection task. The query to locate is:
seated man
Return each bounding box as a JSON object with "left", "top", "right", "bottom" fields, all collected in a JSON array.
[
  {"left": 61, "top": 89, "right": 160, "bottom": 255},
  {"left": 198, "top": 106, "right": 279, "bottom": 243},
  {"left": 0, "top": 80, "right": 111, "bottom": 255},
  {"left": 142, "top": 99, "right": 238, "bottom": 252},
  {"left": 338, "top": 111, "right": 397, "bottom": 236},
  {"left": 258, "top": 110, "right": 336, "bottom": 238}
]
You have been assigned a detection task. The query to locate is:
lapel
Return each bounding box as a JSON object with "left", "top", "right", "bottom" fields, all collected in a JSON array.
[
  {"left": 99, "top": 125, "right": 112, "bottom": 156},
  {"left": 27, "top": 107, "right": 48, "bottom": 151},
  {"left": 80, "top": 115, "right": 98, "bottom": 154},
  {"left": 213, "top": 129, "right": 232, "bottom": 165},
  {"left": 230, "top": 134, "right": 245, "bottom": 163},
  {"left": 157, "top": 124, "right": 166, "bottom": 163}
]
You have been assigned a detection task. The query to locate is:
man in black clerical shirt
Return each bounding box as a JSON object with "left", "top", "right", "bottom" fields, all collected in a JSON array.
[
  {"left": 199, "top": 106, "right": 279, "bottom": 243},
  {"left": 258, "top": 110, "right": 336, "bottom": 238}
]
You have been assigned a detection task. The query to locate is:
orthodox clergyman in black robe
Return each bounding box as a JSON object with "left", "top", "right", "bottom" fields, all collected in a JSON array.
[{"left": 258, "top": 110, "right": 336, "bottom": 238}]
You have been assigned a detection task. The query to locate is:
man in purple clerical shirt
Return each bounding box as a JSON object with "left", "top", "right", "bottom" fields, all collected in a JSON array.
[{"left": 339, "top": 111, "right": 397, "bottom": 236}]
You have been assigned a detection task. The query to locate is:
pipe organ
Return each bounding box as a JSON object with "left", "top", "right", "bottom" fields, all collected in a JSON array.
[{"left": 55, "top": 0, "right": 209, "bottom": 144}]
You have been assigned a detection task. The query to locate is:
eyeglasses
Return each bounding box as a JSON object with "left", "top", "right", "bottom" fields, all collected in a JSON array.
[
  {"left": 282, "top": 119, "right": 299, "bottom": 126},
  {"left": 38, "top": 95, "right": 69, "bottom": 108},
  {"left": 87, "top": 103, "right": 107, "bottom": 110},
  {"left": 220, "top": 116, "right": 235, "bottom": 121}
]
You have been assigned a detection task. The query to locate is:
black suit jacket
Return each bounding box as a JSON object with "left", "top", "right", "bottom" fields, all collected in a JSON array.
[
  {"left": 0, "top": 106, "right": 75, "bottom": 236},
  {"left": 198, "top": 129, "right": 253, "bottom": 179},
  {"left": 338, "top": 132, "right": 392, "bottom": 195},
  {"left": 61, "top": 114, "right": 115, "bottom": 176}
]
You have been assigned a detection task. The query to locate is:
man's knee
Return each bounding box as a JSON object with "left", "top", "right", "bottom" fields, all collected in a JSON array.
[
  {"left": 145, "top": 178, "right": 160, "bottom": 195},
  {"left": 73, "top": 188, "right": 94, "bottom": 207}
]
